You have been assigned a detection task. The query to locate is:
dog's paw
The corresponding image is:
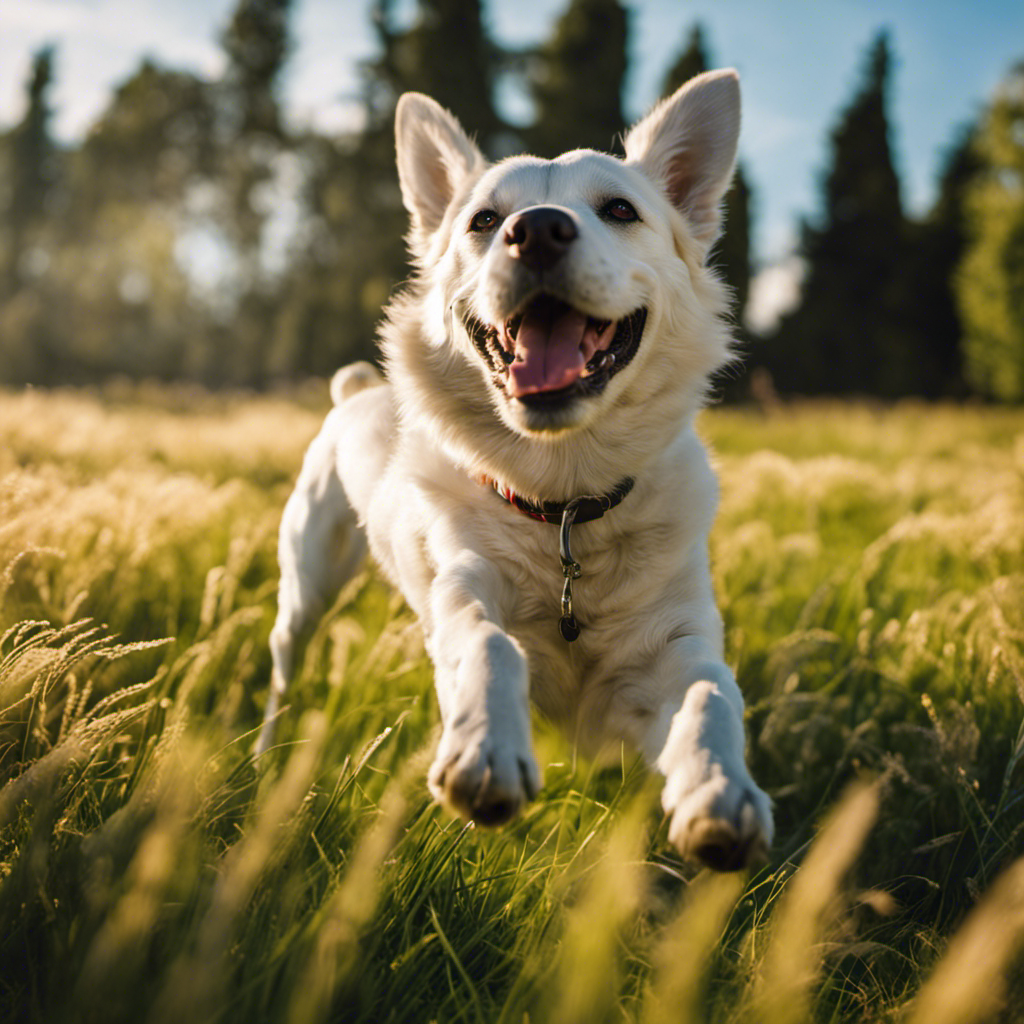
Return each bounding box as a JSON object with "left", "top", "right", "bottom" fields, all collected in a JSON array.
[
  {"left": 428, "top": 726, "right": 541, "bottom": 827},
  {"left": 663, "top": 768, "right": 773, "bottom": 872}
]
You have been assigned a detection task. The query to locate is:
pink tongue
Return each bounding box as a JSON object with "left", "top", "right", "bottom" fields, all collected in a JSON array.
[{"left": 508, "top": 306, "right": 589, "bottom": 397}]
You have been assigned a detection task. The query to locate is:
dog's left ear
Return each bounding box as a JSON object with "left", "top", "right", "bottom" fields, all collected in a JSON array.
[
  {"left": 624, "top": 69, "right": 740, "bottom": 254},
  {"left": 395, "top": 93, "right": 486, "bottom": 254}
]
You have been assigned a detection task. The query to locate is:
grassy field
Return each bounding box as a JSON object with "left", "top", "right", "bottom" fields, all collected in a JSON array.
[{"left": 1, "top": 386, "right": 1023, "bottom": 1023}]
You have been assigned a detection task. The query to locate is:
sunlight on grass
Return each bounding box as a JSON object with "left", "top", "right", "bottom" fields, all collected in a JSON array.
[
  {"left": 907, "top": 856, "right": 1024, "bottom": 1024},
  {"left": 752, "top": 783, "right": 880, "bottom": 1024},
  {"left": 538, "top": 794, "right": 650, "bottom": 1024},
  {"left": 643, "top": 871, "right": 746, "bottom": 1024},
  {"left": 1, "top": 391, "right": 1022, "bottom": 1023}
]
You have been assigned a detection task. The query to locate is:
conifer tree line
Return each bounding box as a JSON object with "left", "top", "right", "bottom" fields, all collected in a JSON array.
[{"left": 0, "top": 0, "right": 1021, "bottom": 400}]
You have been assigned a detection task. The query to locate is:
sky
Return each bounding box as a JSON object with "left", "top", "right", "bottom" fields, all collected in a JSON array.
[{"left": 1, "top": 0, "right": 1023, "bottom": 323}]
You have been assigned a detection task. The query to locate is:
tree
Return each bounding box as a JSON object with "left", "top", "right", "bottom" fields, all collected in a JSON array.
[
  {"left": 662, "top": 23, "right": 709, "bottom": 89},
  {"left": 896, "top": 124, "right": 980, "bottom": 396},
  {"left": 0, "top": 46, "right": 62, "bottom": 384},
  {"left": 957, "top": 62, "right": 1024, "bottom": 401},
  {"left": 767, "top": 32, "right": 911, "bottom": 396},
  {"left": 72, "top": 60, "right": 216, "bottom": 211},
  {"left": 526, "top": 0, "right": 629, "bottom": 156},
  {"left": 12, "top": 60, "right": 214, "bottom": 386},
  {"left": 3, "top": 46, "right": 57, "bottom": 288},
  {"left": 270, "top": 0, "right": 513, "bottom": 381},
  {"left": 213, "top": 0, "right": 295, "bottom": 385},
  {"left": 660, "top": 23, "right": 752, "bottom": 326},
  {"left": 220, "top": 0, "right": 291, "bottom": 139},
  {"left": 369, "top": 0, "right": 506, "bottom": 154}
]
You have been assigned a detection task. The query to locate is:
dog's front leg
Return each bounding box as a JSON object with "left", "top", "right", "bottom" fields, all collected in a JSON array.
[
  {"left": 424, "top": 551, "right": 541, "bottom": 826},
  {"left": 641, "top": 636, "right": 773, "bottom": 871}
]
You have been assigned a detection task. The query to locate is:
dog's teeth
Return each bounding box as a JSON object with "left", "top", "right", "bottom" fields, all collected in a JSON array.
[{"left": 582, "top": 349, "right": 616, "bottom": 378}]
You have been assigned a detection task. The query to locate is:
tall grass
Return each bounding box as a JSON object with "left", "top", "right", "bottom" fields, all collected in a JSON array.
[{"left": 1, "top": 388, "right": 1022, "bottom": 1022}]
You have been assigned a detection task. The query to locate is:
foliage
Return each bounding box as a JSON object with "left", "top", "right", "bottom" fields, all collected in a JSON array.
[
  {"left": 764, "top": 32, "right": 913, "bottom": 397},
  {"left": 369, "top": 0, "right": 508, "bottom": 154},
  {"left": 897, "top": 125, "right": 980, "bottom": 398},
  {"left": 221, "top": 0, "right": 293, "bottom": 138},
  {"left": 0, "top": 4, "right": 1021, "bottom": 401},
  {"left": 3, "top": 46, "right": 56, "bottom": 290},
  {"left": 525, "top": 0, "right": 629, "bottom": 156},
  {"left": 1, "top": 389, "right": 1023, "bottom": 1022},
  {"left": 957, "top": 63, "right": 1024, "bottom": 401}
]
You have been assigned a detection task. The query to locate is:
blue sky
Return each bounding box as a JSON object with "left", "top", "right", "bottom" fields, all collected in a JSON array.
[{"left": 1, "top": 0, "right": 1022, "bottom": 273}]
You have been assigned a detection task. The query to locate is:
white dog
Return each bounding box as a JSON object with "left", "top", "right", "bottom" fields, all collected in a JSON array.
[{"left": 259, "top": 69, "right": 773, "bottom": 871}]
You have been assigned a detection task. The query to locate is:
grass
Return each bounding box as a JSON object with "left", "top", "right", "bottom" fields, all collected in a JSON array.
[{"left": 1, "top": 386, "right": 1023, "bottom": 1023}]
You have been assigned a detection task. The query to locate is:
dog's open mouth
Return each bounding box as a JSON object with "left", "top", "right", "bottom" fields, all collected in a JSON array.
[{"left": 465, "top": 295, "right": 647, "bottom": 405}]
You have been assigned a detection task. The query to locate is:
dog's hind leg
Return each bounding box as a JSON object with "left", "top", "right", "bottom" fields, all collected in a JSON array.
[{"left": 256, "top": 365, "right": 383, "bottom": 755}]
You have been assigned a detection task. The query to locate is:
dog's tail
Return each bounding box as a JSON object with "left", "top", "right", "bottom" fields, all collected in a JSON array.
[{"left": 329, "top": 361, "right": 385, "bottom": 406}]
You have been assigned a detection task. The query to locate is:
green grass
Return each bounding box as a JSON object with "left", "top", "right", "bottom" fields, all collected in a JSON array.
[{"left": 1, "top": 388, "right": 1023, "bottom": 1023}]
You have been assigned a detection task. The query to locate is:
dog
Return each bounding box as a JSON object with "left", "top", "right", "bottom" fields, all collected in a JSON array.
[{"left": 258, "top": 69, "right": 773, "bottom": 871}]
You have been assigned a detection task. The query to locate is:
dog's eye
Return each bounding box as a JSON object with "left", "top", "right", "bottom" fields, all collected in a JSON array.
[
  {"left": 601, "top": 199, "right": 639, "bottom": 223},
  {"left": 469, "top": 209, "right": 499, "bottom": 232}
]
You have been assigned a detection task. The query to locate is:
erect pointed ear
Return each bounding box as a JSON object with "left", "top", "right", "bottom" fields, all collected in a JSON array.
[
  {"left": 623, "top": 69, "right": 741, "bottom": 253},
  {"left": 395, "top": 93, "right": 486, "bottom": 251}
]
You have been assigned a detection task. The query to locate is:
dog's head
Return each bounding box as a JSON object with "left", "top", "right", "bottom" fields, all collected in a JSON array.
[{"left": 387, "top": 72, "right": 740, "bottom": 486}]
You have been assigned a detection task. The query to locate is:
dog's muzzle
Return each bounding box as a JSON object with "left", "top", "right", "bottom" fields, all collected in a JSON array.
[
  {"left": 463, "top": 297, "right": 647, "bottom": 410},
  {"left": 460, "top": 204, "right": 647, "bottom": 418}
]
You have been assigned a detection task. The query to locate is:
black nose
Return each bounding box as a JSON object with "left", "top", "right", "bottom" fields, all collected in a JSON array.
[{"left": 504, "top": 207, "right": 578, "bottom": 271}]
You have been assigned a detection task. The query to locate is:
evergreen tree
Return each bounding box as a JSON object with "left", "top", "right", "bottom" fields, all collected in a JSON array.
[
  {"left": 767, "top": 32, "right": 911, "bottom": 396},
  {"left": 0, "top": 46, "right": 62, "bottom": 384},
  {"left": 73, "top": 61, "right": 216, "bottom": 211},
  {"left": 527, "top": 0, "right": 629, "bottom": 156},
  {"left": 221, "top": 0, "right": 291, "bottom": 139},
  {"left": 957, "top": 62, "right": 1024, "bottom": 401},
  {"left": 271, "top": 0, "right": 512, "bottom": 380},
  {"left": 359, "top": 0, "right": 504, "bottom": 292},
  {"left": 897, "top": 124, "right": 980, "bottom": 396},
  {"left": 372, "top": 0, "right": 506, "bottom": 154},
  {"left": 4, "top": 46, "right": 57, "bottom": 288},
  {"left": 660, "top": 23, "right": 752, "bottom": 325},
  {"left": 662, "top": 23, "right": 709, "bottom": 94},
  {"left": 216, "top": 0, "right": 295, "bottom": 386}
]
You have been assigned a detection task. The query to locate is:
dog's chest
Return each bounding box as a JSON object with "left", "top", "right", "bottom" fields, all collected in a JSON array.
[{"left": 482, "top": 515, "right": 679, "bottom": 711}]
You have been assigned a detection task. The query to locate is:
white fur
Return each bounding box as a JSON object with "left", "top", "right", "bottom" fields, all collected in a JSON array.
[{"left": 258, "top": 71, "right": 773, "bottom": 870}]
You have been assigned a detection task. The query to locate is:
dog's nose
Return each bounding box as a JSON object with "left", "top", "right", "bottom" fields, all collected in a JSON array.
[{"left": 504, "top": 207, "right": 578, "bottom": 271}]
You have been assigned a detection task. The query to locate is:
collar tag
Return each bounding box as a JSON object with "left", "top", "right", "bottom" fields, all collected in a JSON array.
[
  {"left": 480, "top": 475, "right": 634, "bottom": 643},
  {"left": 558, "top": 502, "right": 583, "bottom": 642}
]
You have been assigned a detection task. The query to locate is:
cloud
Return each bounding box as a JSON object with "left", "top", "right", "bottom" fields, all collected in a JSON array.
[
  {"left": 745, "top": 256, "right": 805, "bottom": 334},
  {"left": 0, "top": 0, "right": 228, "bottom": 139},
  {"left": 0, "top": 0, "right": 89, "bottom": 33}
]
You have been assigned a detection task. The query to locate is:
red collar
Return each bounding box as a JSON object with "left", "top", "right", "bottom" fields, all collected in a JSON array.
[{"left": 480, "top": 475, "right": 635, "bottom": 525}]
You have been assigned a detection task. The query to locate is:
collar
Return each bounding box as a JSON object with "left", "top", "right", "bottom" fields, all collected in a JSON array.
[
  {"left": 484, "top": 476, "right": 635, "bottom": 525},
  {"left": 478, "top": 474, "right": 635, "bottom": 642}
]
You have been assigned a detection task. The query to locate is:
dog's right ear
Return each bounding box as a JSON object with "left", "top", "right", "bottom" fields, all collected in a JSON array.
[{"left": 395, "top": 94, "right": 485, "bottom": 253}]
